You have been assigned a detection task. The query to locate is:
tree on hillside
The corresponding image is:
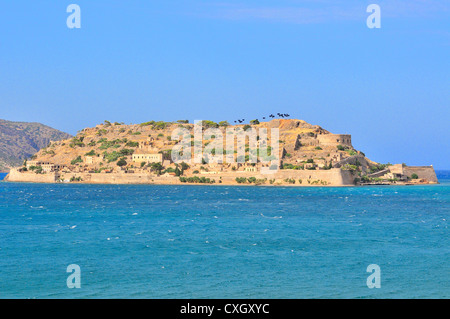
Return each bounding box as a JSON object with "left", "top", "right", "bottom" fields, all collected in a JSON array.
[
  {"left": 201, "top": 120, "right": 219, "bottom": 129},
  {"left": 180, "top": 162, "right": 190, "bottom": 171},
  {"left": 117, "top": 158, "right": 127, "bottom": 167},
  {"left": 150, "top": 162, "right": 163, "bottom": 175}
]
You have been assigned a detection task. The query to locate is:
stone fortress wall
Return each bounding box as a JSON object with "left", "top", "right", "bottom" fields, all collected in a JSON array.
[
  {"left": 6, "top": 169, "right": 57, "bottom": 183},
  {"left": 317, "top": 134, "right": 352, "bottom": 147},
  {"left": 403, "top": 166, "right": 438, "bottom": 183},
  {"left": 6, "top": 167, "right": 356, "bottom": 186}
]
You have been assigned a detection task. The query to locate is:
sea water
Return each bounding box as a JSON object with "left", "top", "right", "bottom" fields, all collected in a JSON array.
[{"left": 0, "top": 174, "right": 448, "bottom": 298}]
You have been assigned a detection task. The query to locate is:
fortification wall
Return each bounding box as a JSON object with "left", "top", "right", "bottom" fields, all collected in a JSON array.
[
  {"left": 6, "top": 168, "right": 356, "bottom": 186},
  {"left": 6, "top": 169, "right": 57, "bottom": 183},
  {"left": 317, "top": 134, "right": 352, "bottom": 147},
  {"left": 58, "top": 172, "right": 180, "bottom": 185},
  {"left": 388, "top": 164, "right": 404, "bottom": 175},
  {"left": 216, "top": 168, "right": 355, "bottom": 186},
  {"left": 403, "top": 166, "right": 438, "bottom": 183}
]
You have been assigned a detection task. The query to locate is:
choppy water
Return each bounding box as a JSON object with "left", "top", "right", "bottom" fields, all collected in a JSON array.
[{"left": 0, "top": 174, "right": 448, "bottom": 298}]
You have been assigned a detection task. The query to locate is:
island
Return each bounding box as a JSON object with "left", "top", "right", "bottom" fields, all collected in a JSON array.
[{"left": 5, "top": 119, "right": 438, "bottom": 186}]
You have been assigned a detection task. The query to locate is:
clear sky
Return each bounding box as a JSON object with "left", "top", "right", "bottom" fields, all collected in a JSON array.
[{"left": 0, "top": 1, "right": 449, "bottom": 168}]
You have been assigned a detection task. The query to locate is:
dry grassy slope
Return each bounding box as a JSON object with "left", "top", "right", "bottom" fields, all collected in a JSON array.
[
  {"left": 31, "top": 119, "right": 368, "bottom": 169},
  {"left": 0, "top": 119, "right": 72, "bottom": 171}
]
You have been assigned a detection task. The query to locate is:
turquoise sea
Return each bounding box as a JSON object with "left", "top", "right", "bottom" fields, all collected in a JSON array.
[{"left": 0, "top": 172, "right": 448, "bottom": 298}]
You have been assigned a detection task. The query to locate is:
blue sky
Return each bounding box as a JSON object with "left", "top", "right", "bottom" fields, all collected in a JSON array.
[{"left": 0, "top": 1, "right": 449, "bottom": 168}]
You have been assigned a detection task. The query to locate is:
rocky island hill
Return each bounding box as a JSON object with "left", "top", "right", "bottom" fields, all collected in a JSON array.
[{"left": 5, "top": 119, "right": 438, "bottom": 186}]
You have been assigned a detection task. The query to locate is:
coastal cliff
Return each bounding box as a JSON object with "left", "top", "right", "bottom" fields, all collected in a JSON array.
[{"left": 6, "top": 119, "right": 438, "bottom": 186}]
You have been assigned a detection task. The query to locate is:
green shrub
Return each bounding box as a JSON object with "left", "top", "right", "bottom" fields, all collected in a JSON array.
[
  {"left": 150, "top": 163, "right": 163, "bottom": 174},
  {"left": 140, "top": 121, "right": 156, "bottom": 126},
  {"left": 69, "top": 137, "right": 85, "bottom": 148},
  {"left": 117, "top": 159, "right": 127, "bottom": 167},
  {"left": 284, "top": 178, "right": 296, "bottom": 184},
  {"left": 200, "top": 120, "right": 219, "bottom": 129},
  {"left": 282, "top": 163, "right": 304, "bottom": 170},
  {"left": 71, "top": 156, "right": 83, "bottom": 165},
  {"left": 411, "top": 173, "right": 419, "bottom": 179},
  {"left": 96, "top": 129, "right": 108, "bottom": 136},
  {"left": 152, "top": 121, "right": 171, "bottom": 130},
  {"left": 42, "top": 149, "right": 55, "bottom": 156},
  {"left": 119, "top": 148, "right": 134, "bottom": 156},
  {"left": 125, "top": 141, "right": 139, "bottom": 147},
  {"left": 99, "top": 139, "right": 124, "bottom": 150},
  {"left": 247, "top": 177, "right": 257, "bottom": 183},
  {"left": 103, "top": 152, "right": 121, "bottom": 163},
  {"left": 342, "top": 164, "right": 358, "bottom": 171},
  {"left": 179, "top": 176, "right": 215, "bottom": 184}
]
